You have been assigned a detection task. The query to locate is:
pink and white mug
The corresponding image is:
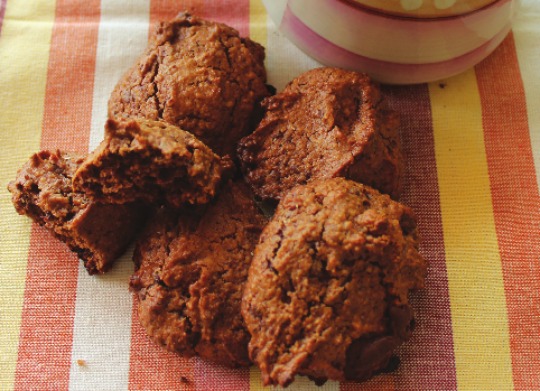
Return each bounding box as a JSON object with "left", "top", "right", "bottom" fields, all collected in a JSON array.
[{"left": 263, "top": 0, "right": 518, "bottom": 84}]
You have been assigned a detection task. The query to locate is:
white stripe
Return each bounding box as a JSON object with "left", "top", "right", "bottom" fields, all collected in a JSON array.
[
  {"left": 265, "top": 1, "right": 320, "bottom": 92},
  {"left": 262, "top": 0, "right": 287, "bottom": 27},
  {"left": 513, "top": 0, "right": 540, "bottom": 192},
  {"left": 88, "top": 2, "right": 151, "bottom": 150},
  {"left": 69, "top": 1, "right": 150, "bottom": 390}
]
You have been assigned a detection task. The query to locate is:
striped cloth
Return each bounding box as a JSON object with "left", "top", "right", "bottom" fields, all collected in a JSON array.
[{"left": 0, "top": 0, "right": 539, "bottom": 390}]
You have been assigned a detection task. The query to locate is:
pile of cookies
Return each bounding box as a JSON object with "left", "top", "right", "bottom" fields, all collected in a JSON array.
[{"left": 8, "top": 13, "right": 427, "bottom": 387}]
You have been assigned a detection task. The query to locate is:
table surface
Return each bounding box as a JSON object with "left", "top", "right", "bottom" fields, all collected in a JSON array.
[{"left": 1, "top": 1, "right": 539, "bottom": 390}]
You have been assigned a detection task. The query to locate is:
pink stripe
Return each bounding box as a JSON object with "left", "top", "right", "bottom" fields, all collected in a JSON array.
[
  {"left": 281, "top": 5, "right": 510, "bottom": 84},
  {"left": 341, "top": 375, "right": 395, "bottom": 390},
  {"left": 0, "top": 0, "right": 7, "bottom": 34},
  {"left": 128, "top": 300, "right": 196, "bottom": 390},
  {"left": 193, "top": 359, "right": 249, "bottom": 391},
  {"left": 382, "top": 84, "right": 458, "bottom": 390}
]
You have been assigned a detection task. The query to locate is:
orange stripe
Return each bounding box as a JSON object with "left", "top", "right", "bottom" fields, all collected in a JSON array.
[
  {"left": 14, "top": 233, "right": 80, "bottom": 389},
  {"left": 14, "top": 1, "right": 99, "bottom": 389},
  {"left": 148, "top": 0, "right": 177, "bottom": 33},
  {"left": 39, "top": 0, "right": 98, "bottom": 152},
  {"left": 150, "top": 0, "right": 250, "bottom": 36},
  {"left": 475, "top": 33, "right": 540, "bottom": 389}
]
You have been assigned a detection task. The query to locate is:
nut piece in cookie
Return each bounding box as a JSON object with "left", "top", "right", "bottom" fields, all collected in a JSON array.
[
  {"left": 8, "top": 150, "right": 145, "bottom": 274},
  {"left": 73, "top": 118, "right": 229, "bottom": 208},
  {"left": 130, "top": 181, "right": 267, "bottom": 367},
  {"left": 238, "top": 67, "right": 403, "bottom": 201},
  {"left": 108, "top": 12, "right": 271, "bottom": 157},
  {"left": 242, "top": 177, "right": 427, "bottom": 386}
]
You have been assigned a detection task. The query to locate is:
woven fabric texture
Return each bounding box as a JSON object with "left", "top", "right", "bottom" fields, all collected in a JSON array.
[{"left": 0, "top": 0, "right": 539, "bottom": 390}]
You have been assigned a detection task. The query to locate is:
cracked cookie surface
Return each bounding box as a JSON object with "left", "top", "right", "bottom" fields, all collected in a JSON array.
[
  {"left": 238, "top": 67, "right": 403, "bottom": 201},
  {"left": 108, "top": 12, "right": 270, "bottom": 157},
  {"left": 130, "top": 181, "right": 267, "bottom": 367},
  {"left": 8, "top": 150, "right": 145, "bottom": 274},
  {"left": 242, "top": 178, "right": 427, "bottom": 386},
  {"left": 73, "top": 118, "right": 228, "bottom": 208}
]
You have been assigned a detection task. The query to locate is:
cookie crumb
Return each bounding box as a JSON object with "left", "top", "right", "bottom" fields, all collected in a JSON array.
[{"left": 76, "top": 359, "right": 86, "bottom": 367}]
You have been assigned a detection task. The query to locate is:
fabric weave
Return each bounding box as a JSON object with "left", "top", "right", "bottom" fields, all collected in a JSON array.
[{"left": 1, "top": 0, "right": 539, "bottom": 390}]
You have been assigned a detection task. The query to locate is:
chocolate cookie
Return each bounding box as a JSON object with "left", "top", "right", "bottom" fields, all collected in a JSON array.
[
  {"left": 108, "top": 12, "right": 271, "bottom": 157},
  {"left": 8, "top": 150, "right": 145, "bottom": 274},
  {"left": 130, "top": 181, "right": 267, "bottom": 367},
  {"left": 73, "top": 118, "right": 229, "bottom": 208},
  {"left": 237, "top": 67, "right": 403, "bottom": 201},
  {"left": 242, "top": 178, "right": 426, "bottom": 386}
]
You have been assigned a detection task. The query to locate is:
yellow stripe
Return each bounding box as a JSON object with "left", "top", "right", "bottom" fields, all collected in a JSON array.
[
  {"left": 249, "top": 366, "right": 267, "bottom": 391},
  {"left": 0, "top": 1, "right": 56, "bottom": 389},
  {"left": 429, "top": 69, "right": 514, "bottom": 390},
  {"left": 249, "top": 0, "right": 267, "bottom": 46}
]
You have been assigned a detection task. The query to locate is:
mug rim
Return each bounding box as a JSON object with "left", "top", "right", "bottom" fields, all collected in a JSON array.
[{"left": 340, "top": 0, "right": 499, "bottom": 18}]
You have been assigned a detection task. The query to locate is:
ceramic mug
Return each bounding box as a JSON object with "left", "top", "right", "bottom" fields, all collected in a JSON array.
[{"left": 263, "top": 0, "right": 518, "bottom": 84}]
